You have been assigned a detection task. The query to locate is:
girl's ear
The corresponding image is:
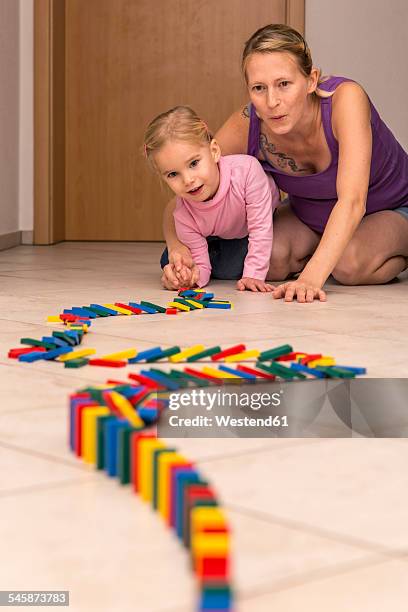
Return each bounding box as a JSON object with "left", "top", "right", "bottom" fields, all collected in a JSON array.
[{"left": 210, "top": 139, "right": 221, "bottom": 163}]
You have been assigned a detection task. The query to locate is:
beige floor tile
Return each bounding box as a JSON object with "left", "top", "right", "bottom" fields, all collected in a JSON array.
[
  {"left": 198, "top": 439, "right": 408, "bottom": 551},
  {"left": 236, "top": 557, "right": 408, "bottom": 612}
]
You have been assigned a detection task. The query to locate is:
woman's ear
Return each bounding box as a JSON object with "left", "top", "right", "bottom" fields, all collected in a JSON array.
[
  {"left": 308, "top": 66, "right": 319, "bottom": 94},
  {"left": 210, "top": 139, "right": 222, "bottom": 162}
]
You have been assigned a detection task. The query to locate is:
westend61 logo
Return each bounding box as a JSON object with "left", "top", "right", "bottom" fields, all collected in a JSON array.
[
  {"left": 167, "top": 389, "right": 288, "bottom": 430},
  {"left": 168, "top": 389, "right": 283, "bottom": 411}
]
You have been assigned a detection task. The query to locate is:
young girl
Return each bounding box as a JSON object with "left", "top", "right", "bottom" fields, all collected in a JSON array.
[{"left": 143, "top": 105, "right": 280, "bottom": 291}]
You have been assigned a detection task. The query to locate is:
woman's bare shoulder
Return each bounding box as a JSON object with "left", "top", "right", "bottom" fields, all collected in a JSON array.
[{"left": 215, "top": 105, "right": 251, "bottom": 155}]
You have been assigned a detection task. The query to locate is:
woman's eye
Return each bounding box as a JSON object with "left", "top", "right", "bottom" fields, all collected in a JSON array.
[
  {"left": 280, "top": 81, "right": 289, "bottom": 87},
  {"left": 190, "top": 159, "right": 199, "bottom": 168},
  {"left": 252, "top": 85, "right": 264, "bottom": 92}
]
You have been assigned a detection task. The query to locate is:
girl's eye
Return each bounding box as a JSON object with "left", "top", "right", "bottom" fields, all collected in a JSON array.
[
  {"left": 190, "top": 159, "right": 199, "bottom": 168},
  {"left": 167, "top": 172, "right": 177, "bottom": 179}
]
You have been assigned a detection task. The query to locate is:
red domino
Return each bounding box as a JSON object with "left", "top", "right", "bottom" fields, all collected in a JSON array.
[
  {"left": 128, "top": 372, "right": 165, "bottom": 390},
  {"left": 275, "top": 351, "right": 306, "bottom": 362},
  {"left": 59, "top": 314, "right": 79, "bottom": 322},
  {"left": 211, "top": 344, "right": 246, "bottom": 361},
  {"left": 8, "top": 346, "right": 47, "bottom": 358},
  {"left": 114, "top": 302, "right": 142, "bottom": 314},
  {"left": 88, "top": 359, "right": 127, "bottom": 367},
  {"left": 184, "top": 367, "right": 224, "bottom": 384},
  {"left": 300, "top": 353, "right": 322, "bottom": 365},
  {"left": 165, "top": 308, "right": 178, "bottom": 315},
  {"left": 236, "top": 364, "right": 276, "bottom": 380},
  {"left": 197, "top": 556, "right": 230, "bottom": 580}
]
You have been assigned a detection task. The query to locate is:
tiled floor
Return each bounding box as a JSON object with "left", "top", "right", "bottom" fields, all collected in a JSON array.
[{"left": 1, "top": 242, "right": 407, "bottom": 612}]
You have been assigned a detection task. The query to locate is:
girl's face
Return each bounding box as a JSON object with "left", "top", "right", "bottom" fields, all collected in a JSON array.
[
  {"left": 246, "top": 51, "right": 318, "bottom": 135},
  {"left": 154, "top": 139, "right": 221, "bottom": 201}
]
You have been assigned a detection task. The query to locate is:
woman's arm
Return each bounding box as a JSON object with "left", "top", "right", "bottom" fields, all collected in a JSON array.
[
  {"left": 274, "top": 82, "right": 372, "bottom": 302},
  {"left": 215, "top": 106, "right": 251, "bottom": 154}
]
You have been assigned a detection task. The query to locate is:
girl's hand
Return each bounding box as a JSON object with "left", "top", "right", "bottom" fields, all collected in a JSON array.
[
  {"left": 236, "top": 277, "right": 275, "bottom": 292},
  {"left": 161, "top": 263, "right": 200, "bottom": 290},
  {"left": 169, "top": 246, "right": 194, "bottom": 278},
  {"left": 272, "top": 277, "right": 327, "bottom": 302}
]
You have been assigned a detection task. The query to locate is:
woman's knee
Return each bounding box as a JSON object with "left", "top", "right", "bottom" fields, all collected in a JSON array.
[{"left": 332, "top": 246, "right": 370, "bottom": 285}]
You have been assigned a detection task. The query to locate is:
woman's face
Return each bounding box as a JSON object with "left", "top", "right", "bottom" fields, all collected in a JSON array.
[{"left": 246, "top": 51, "right": 317, "bottom": 135}]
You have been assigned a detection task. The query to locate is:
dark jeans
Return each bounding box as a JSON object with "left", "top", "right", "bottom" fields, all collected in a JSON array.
[{"left": 160, "top": 236, "right": 249, "bottom": 280}]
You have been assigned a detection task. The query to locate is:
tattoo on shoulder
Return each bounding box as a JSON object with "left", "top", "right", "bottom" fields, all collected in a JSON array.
[
  {"left": 259, "top": 133, "right": 308, "bottom": 173},
  {"left": 242, "top": 105, "right": 250, "bottom": 119}
]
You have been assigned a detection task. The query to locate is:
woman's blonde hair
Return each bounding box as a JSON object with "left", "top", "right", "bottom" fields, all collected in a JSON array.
[
  {"left": 242, "top": 24, "right": 332, "bottom": 98},
  {"left": 143, "top": 106, "right": 212, "bottom": 168}
]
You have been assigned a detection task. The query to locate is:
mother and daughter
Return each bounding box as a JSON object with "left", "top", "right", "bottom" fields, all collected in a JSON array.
[{"left": 143, "top": 24, "right": 408, "bottom": 303}]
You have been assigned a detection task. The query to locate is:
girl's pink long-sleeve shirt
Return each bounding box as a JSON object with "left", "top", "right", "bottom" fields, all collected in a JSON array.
[{"left": 174, "top": 155, "right": 280, "bottom": 287}]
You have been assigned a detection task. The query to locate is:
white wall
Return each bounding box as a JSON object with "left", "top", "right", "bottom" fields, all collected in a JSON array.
[
  {"left": 19, "top": 0, "right": 33, "bottom": 234},
  {"left": 0, "top": 0, "right": 19, "bottom": 236},
  {"left": 306, "top": 0, "right": 408, "bottom": 149},
  {"left": 0, "top": 0, "right": 33, "bottom": 241}
]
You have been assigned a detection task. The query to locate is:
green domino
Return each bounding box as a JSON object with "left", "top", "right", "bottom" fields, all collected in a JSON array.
[
  {"left": 146, "top": 346, "right": 181, "bottom": 362},
  {"left": 52, "top": 331, "right": 77, "bottom": 346},
  {"left": 169, "top": 370, "right": 210, "bottom": 387},
  {"left": 64, "top": 357, "right": 89, "bottom": 368},
  {"left": 140, "top": 300, "right": 167, "bottom": 313},
  {"left": 186, "top": 346, "right": 222, "bottom": 362},
  {"left": 117, "top": 426, "right": 134, "bottom": 484},
  {"left": 316, "top": 365, "right": 355, "bottom": 378},
  {"left": 96, "top": 415, "right": 115, "bottom": 470},
  {"left": 84, "top": 305, "right": 111, "bottom": 317},
  {"left": 258, "top": 344, "right": 293, "bottom": 361},
  {"left": 256, "top": 361, "right": 301, "bottom": 379},
  {"left": 20, "top": 338, "right": 56, "bottom": 349},
  {"left": 149, "top": 368, "right": 190, "bottom": 387},
  {"left": 174, "top": 297, "right": 200, "bottom": 310}
]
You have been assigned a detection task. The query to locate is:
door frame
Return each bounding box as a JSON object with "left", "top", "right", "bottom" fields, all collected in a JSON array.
[{"left": 34, "top": 0, "right": 305, "bottom": 244}]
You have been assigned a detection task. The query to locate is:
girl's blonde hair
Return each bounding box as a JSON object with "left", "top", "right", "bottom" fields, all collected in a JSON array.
[
  {"left": 143, "top": 106, "right": 212, "bottom": 168},
  {"left": 242, "top": 24, "right": 332, "bottom": 98}
]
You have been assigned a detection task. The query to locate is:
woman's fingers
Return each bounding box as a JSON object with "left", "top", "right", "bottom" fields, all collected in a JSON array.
[{"left": 273, "top": 281, "right": 327, "bottom": 302}]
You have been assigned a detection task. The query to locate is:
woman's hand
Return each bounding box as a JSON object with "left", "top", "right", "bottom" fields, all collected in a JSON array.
[
  {"left": 272, "top": 276, "right": 327, "bottom": 302},
  {"left": 236, "top": 277, "right": 275, "bottom": 292}
]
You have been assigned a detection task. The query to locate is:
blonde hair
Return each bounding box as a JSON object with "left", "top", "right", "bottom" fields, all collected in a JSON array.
[
  {"left": 242, "top": 24, "right": 332, "bottom": 98},
  {"left": 143, "top": 106, "right": 212, "bottom": 169}
]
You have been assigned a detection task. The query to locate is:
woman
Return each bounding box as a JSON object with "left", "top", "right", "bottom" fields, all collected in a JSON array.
[{"left": 161, "top": 24, "right": 408, "bottom": 302}]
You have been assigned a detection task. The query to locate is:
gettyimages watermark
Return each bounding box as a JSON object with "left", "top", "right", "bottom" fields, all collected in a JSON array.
[{"left": 157, "top": 378, "right": 408, "bottom": 438}]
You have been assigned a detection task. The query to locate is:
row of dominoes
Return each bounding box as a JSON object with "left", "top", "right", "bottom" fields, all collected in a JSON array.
[
  {"left": 46, "top": 291, "right": 233, "bottom": 324},
  {"left": 69, "top": 381, "right": 233, "bottom": 611}
]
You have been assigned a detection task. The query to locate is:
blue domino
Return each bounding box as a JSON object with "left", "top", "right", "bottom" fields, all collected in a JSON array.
[
  {"left": 128, "top": 347, "right": 163, "bottom": 363},
  {"left": 18, "top": 351, "right": 49, "bottom": 363},
  {"left": 174, "top": 469, "right": 202, "bottom": 539},
  {"left": 205, "top": 302, "right": 231, "bottom": 309},
  {"left": 42, "top": 346, "right": 73, "bottom": 360},
  {"left": 334, "top": 365, "right": 367, "bottom": 375},
  {"left": 64, "top": 330, "right": 81, "bottom": 345},
  {"left": 104, "top": 417, "right": 128, "bottom": 477},
  {"left": 218, "top": 364, "right": 256, "bottom": 381},
  {"left": 71, "top": 307, "right": 98, "bottom": 319},
  {"left": 43, "top": 335, "right": 70, "bottom": 348},
  {"left": 290, "top": 363, "right": 326, "bottom": 378}
]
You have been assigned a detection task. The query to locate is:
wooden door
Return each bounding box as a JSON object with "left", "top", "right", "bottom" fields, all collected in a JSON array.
[{"left": 35, "top": 0, "right": 305, "bottom": 242}]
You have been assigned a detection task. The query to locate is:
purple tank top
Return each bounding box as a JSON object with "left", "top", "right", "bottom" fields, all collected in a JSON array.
[{"left": 247, "top": 76, "right": 408, "bottom": 233}]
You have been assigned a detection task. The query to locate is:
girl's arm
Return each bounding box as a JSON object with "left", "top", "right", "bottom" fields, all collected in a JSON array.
[{"left": 274, "top": 82, "right": 372, "bottom": 302}]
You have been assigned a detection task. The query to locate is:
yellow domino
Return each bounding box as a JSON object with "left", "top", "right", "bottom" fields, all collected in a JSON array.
[
  {"left": 224, "top": 349, "right": 260, "bottom": 362},
  {"left": 157, "top": 453, "right": 189, "bottom": 520},
  {"left": 58, "top": 348, "right": 96, "bottom": 362},
  {"left": 167, "top": 301, "right": 190, "bottom": 312},
  {"left": 308, "top": 356, "right": 335, "bottom": 367},
  {"left": 191, "top": 507, "right": 227, "bottom": 537},
  {"left": 82, "top": 406, "right": 110, "bottom": 464},
  {"left": 108, "top": 391, "right": 144, "bottom": 428},
  {"left": 169, "top": 345, "right": 206, "bottom": 363},
  {"left": 47, "top": 315, "right": 62, "bottom": 323},
  {"left": 139, "top": 438, "right": 166, "bottom": 503},
  {"left": 98, "top": 348, "right": 138, "bottom": 361},
  {"left": 202, "top": 366, "right": 240, "bottom": 379},
  {"left": 184, "top": 299, "right": 205, "bottom": 309},
  {"left": 192, "top": 532, "right": 230, "bottom": 558},
  {"left": 103, "top": 303, "right": 133, "bottom": 315},
  {"left": 67, "top": 324, "right": 89, "bottom": 333}
]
